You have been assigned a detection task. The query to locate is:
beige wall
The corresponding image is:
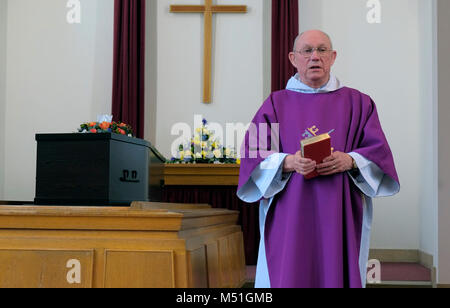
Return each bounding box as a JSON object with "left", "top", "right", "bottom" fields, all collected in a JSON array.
[
  {"left": 145, "top": 0, "right": 158, "bottom": 146},
  {"left": 3, "top": 0, "right": 113, "bottom": 200},
  {"left": 0, "top": 0, "right": 7, "bottom": 200},
  {"left": 437, "top": 0, "right": 450, "bottom": 285},
  {"left": 154, "top": 0, "right": 266, "bottom": 159}
]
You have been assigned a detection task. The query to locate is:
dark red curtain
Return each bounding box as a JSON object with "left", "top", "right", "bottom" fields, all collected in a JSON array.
[
  {"left": 271, "top": 0, "right": 299, "bottom": 92},
  {"left": 112, "top": 0, "right": 146, "bottom": 138}
]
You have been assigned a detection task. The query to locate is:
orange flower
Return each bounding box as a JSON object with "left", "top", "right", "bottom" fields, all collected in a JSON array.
[
  {"left": 89, "top": 122, "right": 97, "bottom": 127},
  {"left": 118, "top": 128, "right": 126, "bottom": 135},
  {"left": 99, "top": 122, "right": 110, "bottom": 130},
  {"left": 119, "top": 123, "right": 127, "bottom": 128}
]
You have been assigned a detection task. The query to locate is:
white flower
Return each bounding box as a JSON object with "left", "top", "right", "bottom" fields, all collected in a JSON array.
[
  {"left": 97, "top": 114, "right": 113, "bottom": 123},
  {"left": 213, "top": 149, "right": 222, "bottom": 159}
]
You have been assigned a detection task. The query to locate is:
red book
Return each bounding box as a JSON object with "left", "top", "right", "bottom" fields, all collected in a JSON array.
[{"left": 301, "top": 133, "right": 332, "bottom": 180}]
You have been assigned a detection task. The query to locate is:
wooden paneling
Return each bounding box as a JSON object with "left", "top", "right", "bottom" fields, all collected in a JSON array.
[
  {"left": 163, "top": 164, "right": 240, "bottom": 186},
  {"left": 0, "top": 249, "right": 93, "bottom": 288},
  {"left": 206, "top": 241, "right": 220, "bottom": 288},
  {"left": 0, "top": 203, "right": 246, "bottom": 288},
  {"left": 187, "top": 247, "right": 208, "bottom": 288},
  {"left": 104, "top": 250, "right": 175, "bottom": 288}
]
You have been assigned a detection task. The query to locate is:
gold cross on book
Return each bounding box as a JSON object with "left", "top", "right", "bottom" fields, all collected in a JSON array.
[{"left": 170, "top": 0, "right": 247, "bottom": 104}]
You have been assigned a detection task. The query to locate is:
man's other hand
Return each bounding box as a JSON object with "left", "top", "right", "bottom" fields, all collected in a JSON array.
[
  {"left": 316, "top": 152, "right": 353, "bottom": 176},
  {"left": 283, "top": 151, "right": 317, "bottom": 175}
]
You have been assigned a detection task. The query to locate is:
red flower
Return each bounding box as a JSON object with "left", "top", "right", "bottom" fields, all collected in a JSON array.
[
  {"left": 118, "top": 128, "right": 126, "bottom": 135},
  {"left": 99, "top": 122, "right": 110, "bottom": 130},
  {"left": 119, "top": 123, "right": 127, "bottom": 128},
  {"left": 90, "top": 129, "right": 97, "bottom": 133}
]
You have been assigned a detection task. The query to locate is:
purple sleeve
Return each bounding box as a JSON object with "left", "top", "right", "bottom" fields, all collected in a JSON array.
[
  {"left": 352, "top": 99, "right": 400, "bottom": 187},
  {"left": 238, "top": 94, "right": 282, "bottom": 193}
]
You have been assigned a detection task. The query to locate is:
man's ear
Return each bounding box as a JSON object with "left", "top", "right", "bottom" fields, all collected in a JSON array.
[
  {"left": 288, "top": 52, "right": 296, "bottom": 67},
  {"left": 330, "top": 51, "right": 337, "bottom": 66}
]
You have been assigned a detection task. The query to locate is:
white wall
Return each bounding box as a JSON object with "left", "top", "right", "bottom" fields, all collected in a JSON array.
[
  {"left": 419, "top": 0, "right": 438, "bottom": 267},
  {"left": 299, "top": 0, "right": 436, "bottom": 255},
  {"left": 3, "top": 0, "right": 114, "bottom": 201},
  {"left": 437, "top": 0, "right": 450, "bottom": 285},
  {"left": 155, "top": 0, "right": 265, "bottom": 159},
  {"left": 0, "top": 0, "right": 7, "bottom": 200},
  {"left": 145, "top": 0, "right": 158, "bottom": 146}
]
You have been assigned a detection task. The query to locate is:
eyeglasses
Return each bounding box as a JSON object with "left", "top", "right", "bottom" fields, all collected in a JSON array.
[{"left": 294, "top": 47, "right": 333, "bottom": 58}]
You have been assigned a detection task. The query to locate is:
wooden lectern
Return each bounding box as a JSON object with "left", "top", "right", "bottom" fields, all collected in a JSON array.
[{"left": 0, "top": 202, "right": 246, "bottom": 288}]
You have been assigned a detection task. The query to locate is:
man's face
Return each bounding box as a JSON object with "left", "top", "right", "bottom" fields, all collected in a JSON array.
[{"left": 289, "top": 31, "right": 337, "bottom": 88}]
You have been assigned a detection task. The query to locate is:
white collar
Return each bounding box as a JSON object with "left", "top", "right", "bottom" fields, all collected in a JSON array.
[{"left": 286, "top": 73, "right": 343, "bottom": 94}]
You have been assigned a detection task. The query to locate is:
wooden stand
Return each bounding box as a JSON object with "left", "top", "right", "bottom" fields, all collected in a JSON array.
[
  {"left": 0, "top": 202, "right": 246, "bottom": 288},
  {"left": 161, "top": 164, "right": 260, "bottom": 266},
  {"left": 163, "top": 164, "right": 240, "bottom": 186}
]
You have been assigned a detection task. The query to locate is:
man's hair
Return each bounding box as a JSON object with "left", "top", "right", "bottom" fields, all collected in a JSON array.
[{"left": 293, "top": 31, "right": 334, "bottom": 51}]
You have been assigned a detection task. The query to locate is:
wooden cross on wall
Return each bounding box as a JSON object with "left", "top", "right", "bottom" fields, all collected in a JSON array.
[{"left": 170, "top": 0, "right": 247, "bottom": 104}]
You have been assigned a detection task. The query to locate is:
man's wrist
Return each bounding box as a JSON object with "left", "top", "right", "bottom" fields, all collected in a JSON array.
[
  {"left": 283, "top": 155, "right": 295, "bottom": 173},
  {"left": 352, "top": 157, "right": 358, "bottom": 170}
]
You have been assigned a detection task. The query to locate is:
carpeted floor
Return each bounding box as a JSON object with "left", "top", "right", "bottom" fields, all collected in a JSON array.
[{"left": 245, "top": 262, "right": 432, "bottom": 287}]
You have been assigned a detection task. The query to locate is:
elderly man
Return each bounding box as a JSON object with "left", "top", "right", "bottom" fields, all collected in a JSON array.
[{"left": 237, "top": 30, "right": 400, "bottom": 288}]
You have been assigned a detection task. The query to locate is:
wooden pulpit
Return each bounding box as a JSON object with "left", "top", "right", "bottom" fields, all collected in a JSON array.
[
  {"left": 162, "top": 164, "right": 260, "bottom": 266},
  {"left": 0, "top": 202, "right": 246, "bottom": 288}
]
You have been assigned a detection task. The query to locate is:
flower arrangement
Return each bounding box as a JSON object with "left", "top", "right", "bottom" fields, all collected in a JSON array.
[
  {"left": 78, "top": 115, "right": 134, "bottom": 137},
  {"left": 168, "top": 119, "right": 240, "bottom": 165}
]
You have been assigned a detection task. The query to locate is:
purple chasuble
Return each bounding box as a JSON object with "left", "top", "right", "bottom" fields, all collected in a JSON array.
[{"left": 238, "top": 87, "right": 399, "bottom": 288}]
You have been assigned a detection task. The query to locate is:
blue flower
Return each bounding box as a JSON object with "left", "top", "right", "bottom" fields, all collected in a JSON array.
[{"left": 202, "top": 119, "right": 208, "bottom": 126}]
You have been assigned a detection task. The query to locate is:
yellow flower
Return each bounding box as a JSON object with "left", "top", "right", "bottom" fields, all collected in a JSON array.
[
  {"left": 196, "top": 128, "right": 202, "bottom": 133},
  {"left": 179, "top": 151, "right": 185, "bottom": 160},
  {"left": 236, "top": 159, "right": 241, "bottom": 165},
  {"left": 201, "top": 151, "right": 207, "bottom": 159},
  {"left": 193, "top": 135, "right": 201, "bottom": 145},
  {"left": 195, "top": 152, "right": 202, "bottom": 159},
  {"left": 201, "top": 141, "right": 207, "bottom": 148}
]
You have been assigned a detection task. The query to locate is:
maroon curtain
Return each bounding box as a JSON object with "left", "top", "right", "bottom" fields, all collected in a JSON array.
[
  {"left": 112, "top": 0, "right": 146, "bottom": 138},
  {"left": 271, "top": 0, "right": 299, "bottom": 92}
]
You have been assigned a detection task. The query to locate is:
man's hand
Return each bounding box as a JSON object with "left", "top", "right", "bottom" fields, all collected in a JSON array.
[
  {"left": 283, "top": 151, "right": 317, "bottom": 175},
  {"left": 316, "top": 152, "right": 354, "bottom": 176}
]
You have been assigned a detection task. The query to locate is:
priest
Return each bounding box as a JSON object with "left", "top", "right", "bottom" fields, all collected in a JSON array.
[{"left": 237, "top": 30, "right": 400, "bottom": 288}]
